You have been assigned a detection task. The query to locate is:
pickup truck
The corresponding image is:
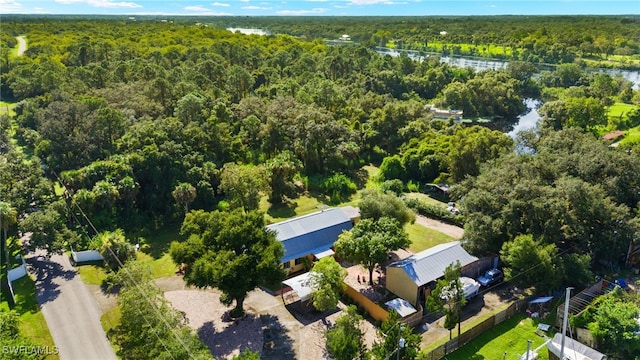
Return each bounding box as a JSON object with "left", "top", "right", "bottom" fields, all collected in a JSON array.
[
  {"left": 477, "top": 268, "right": 504, "bottom": 287},
  {"left": 460, "top": 277, "right": 481, "bottom": 299}
]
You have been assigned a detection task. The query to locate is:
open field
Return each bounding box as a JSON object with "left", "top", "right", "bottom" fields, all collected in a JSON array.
[
  {"left": 619, "top": 125, "right": 640, "bottom": 146},
  {"left": 608, "top": 102, "right": 638, "bottom": 122}
]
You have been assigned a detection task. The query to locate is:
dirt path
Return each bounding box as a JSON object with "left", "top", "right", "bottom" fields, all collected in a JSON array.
[
  {"left": 16, "top": 36, "right": 26, "bottom": 56},
  {"left": 415, "top": 215, "right": 464, "bottom": 239}
]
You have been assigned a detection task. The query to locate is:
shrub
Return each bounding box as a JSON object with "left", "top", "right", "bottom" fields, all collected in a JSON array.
[
  {"left": 321, "top": 174, "right": 357, "bottom": 203},
  {"left": 381, "top": 179, "right": 404, "bottom": 194},
  {"left": 403, "top": 197, "right": 465, "bottom": 226}
]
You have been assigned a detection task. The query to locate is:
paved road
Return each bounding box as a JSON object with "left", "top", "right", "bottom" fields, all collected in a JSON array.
[{"left": 29, "top": 251, "right": 117, "bottom": 360}]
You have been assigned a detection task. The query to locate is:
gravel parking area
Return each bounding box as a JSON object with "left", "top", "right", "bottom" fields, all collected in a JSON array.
[
  {"left": 164, "top": 286, "right": 381, "bottom": 360},
  {"left": 164, "top": 290, "right": 263, "bottom": 359}
]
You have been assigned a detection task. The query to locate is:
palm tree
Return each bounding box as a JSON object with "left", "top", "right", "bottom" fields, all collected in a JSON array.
[
  {"left": 172, "top": 182, "right": 197, "bottom": 213},
  {"left": 0, "top": 201, "right": 18, "bottom": 270}
]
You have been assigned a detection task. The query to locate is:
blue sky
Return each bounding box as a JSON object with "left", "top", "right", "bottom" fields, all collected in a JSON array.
[{"left": 1, "top": 0, "right": 638, "bottom": 16}]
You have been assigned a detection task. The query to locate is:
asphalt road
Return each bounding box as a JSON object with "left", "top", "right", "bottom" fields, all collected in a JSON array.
[{"left": 29, "top": 251, "right": 117, "bottom": 360}]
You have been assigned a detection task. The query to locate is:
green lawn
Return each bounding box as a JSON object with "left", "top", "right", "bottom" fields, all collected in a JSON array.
[
  {"left": 620, "top": 125, "right": 640, "bottom": 146},
  {"left": 405, "top": 222, "right": 455, "bottom": 253},
  {"left": 442, "top": 314, "right": 550, "bottom": 360},
  {"left": 138, "top": 251, "right": 178, "bottom": 278},
  {"left": 1, "top": 276, "right": 59, "bottom": 360},
  {"left": 0, "top": 101, "right": 16, "bottom": 116},
  {"left": 405, "top": 192, "right": 449, "bottom": 208},
  {"left": 100, "top": 306, "right": 121, "bottom": 354},
  {"left": 608, "top": 102, "right": 638, "bottom": 124},
  {"left": 77, "top": 263, "right": 108, "bottom": 285}
]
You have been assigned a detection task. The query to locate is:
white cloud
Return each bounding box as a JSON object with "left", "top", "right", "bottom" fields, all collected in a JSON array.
[
  {"left": 306, "top": 0, "right": 328, "bottom": 2},
  {"left": 239, "top": 0, "right": 250, "bottom": 2},
  {"left": 242, "top": 5, "right": 271, "bottom": 9},
  {"left": 55, "top": 0, "right": 142, "bottom": 8},
  {"left": 349, "top": 0, "right": 405, "bottom": 4},
  {"left": 277, "top": 7, "right": 327, "bottom": 15},
  {"left": 183, "top": 5, "right": 230, "bottom": 14},
  {"left": 0, "top": 0, "right": 23, "bottom": 13},
  {"left": 184, "top": 5, "right": 210, "bottom": 11},
  {"left": 211, "top": 2, "right": 230, "bottom": 6}
]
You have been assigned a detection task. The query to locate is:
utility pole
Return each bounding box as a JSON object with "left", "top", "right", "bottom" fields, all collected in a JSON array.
[{"left": 560, "top": 287, "right": 573, "bottom": 360}]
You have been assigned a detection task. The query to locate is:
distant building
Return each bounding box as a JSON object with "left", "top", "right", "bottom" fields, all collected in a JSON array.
[
  {"left": 340, "top": 34, "right": 351, "bottom": 41},
  {"left": 426, "top": 104, "right": 463, "bottom": 121},
  {"left": 385, "top": 241, "right": 478, "bottom": 307},
  {"left": 602, "top": 130, "right": 625, "bottom": 142},
  {"left": 267, "top": 206, "right": 359, "bottom": 275}
]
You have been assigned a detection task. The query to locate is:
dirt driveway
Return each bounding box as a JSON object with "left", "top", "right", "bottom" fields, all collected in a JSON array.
[{"left": 415, "top": 215, "right": 464, "bottom": 239}]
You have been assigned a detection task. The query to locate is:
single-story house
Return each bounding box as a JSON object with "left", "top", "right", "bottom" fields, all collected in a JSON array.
[
  {"left": 267, "top": 206, "right": 359, "bottom": 275},
  {"left": 602, "top": 130, "right": 625, "bottom": 142},
  {"left": 385, "top": 241, "right": 478, "bottom": 307},
  {"left": 547, "top": 333, "right": 607, "bottom": 360},
  {"left": 425, "top": 104, "right": 463, "bottom": 121}
]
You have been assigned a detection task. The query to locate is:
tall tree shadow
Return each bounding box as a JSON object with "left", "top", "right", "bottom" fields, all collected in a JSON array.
[
  {"left": 27, "top": 254, "right": 76, "bottom": 304},
  {"left": 260, "top": 314, "right": 296, "bottom": 359},
  {"left": 198, "top": 313, "right": 264, "bottom": 359}
]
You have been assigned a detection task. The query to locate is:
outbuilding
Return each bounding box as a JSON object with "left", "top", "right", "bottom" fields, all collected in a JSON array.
[{"left": 385, "top": 241, "right": 478, "bottom": 307}]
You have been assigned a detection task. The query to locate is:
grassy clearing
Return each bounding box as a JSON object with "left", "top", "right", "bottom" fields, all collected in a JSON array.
[
  {"left": 404, "top": 192, "right": 448, "bottom": 208},
  {"left": 142, "top": 225, "right": 183, "bottom": 259},
  {"left": 262, "top": 164, "right": 381, "bottom": 223},
  {"left": 608, "top": 102, "right": 638, "bottom": 121},
  {"left": 262, "top": 195, "right": 324, "bottom": 223},
  {"left": 620, "top": 125, "right": 640, "bottom": 146},
  {"left": 405, "top": 222, "right": 455, "bottom": 253},
  {"left": 425, "top": 41, "right": 514, "bottom": 57},
  {"left": 138, "top": 251, "right": 178, "bottom": 279},
  {"left": 0, "top": 101, "right": 16, "bottom": 116},
  {"left": 100, "top": 306, "right": 121, "bottom": 335},
  {"left": 100, "top": 306, "right": 121, "bottom": 355},
  {"left": 1, "top": 276, "right": 59, "bottom": 360},
  {"left": 442, "top": 314, "right": 550, "bottom": 360},
  {"left": 77, "top": 263, "right": 108, "bottom": 285}
]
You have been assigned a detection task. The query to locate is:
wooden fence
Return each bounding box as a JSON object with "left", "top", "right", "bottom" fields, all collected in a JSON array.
[
  {"left": 344, "top": 284, "right": 389, "bottom": 323},
  {"left": 421, "top": 298, "right": 528, "bottom": 360}
]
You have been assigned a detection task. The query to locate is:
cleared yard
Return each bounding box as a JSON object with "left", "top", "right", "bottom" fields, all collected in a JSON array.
[
  {"left": 405, "top": 222, "right": 456, "bottom": 253},
  {"left": 442, "top": 314, "right": 550, "bottom": 360}
]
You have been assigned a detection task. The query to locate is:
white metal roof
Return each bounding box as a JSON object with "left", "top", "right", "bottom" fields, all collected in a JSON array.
[
  {"left": 387, "top": 241, "right": 478, "bottom": 286},
  {"left": 385, "top": 298, "right": 418, "bottom": 318},
  {"left": 282, "top": 272, "right": 315, "bottom": 302}
]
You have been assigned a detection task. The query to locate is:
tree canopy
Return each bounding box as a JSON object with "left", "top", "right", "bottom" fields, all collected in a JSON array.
[
  {"left": 169, "top": 209, "right": 285, "bottom": 316},
  {"left": 335, "top": 217, "right": 409, "bottom": 286},
  {"left": 308, "top": 256, "right": 347, "bottom": 312}
]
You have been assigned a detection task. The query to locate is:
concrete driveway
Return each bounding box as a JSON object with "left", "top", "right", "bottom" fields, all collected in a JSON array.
[{"left": 28, "top": 251, "right": 117, "bottom": 360}]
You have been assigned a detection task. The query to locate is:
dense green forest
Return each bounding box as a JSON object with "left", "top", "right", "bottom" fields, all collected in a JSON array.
[
  {"left": 0, "top": 16, "right": 638, "bottom": 257},
  {"left": 1, "top": 16, "right": 639, "bottom": 360}
]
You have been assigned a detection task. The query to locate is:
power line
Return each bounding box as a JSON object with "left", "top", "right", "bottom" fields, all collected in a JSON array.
[{"left": 51, "top": 169, "right": 194, "bottom": 360}]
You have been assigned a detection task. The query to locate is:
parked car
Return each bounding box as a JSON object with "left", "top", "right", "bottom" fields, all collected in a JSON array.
[
  {"left": 477, "top": 268, "right": 504, "bottom": 287},
  {"left": 460, "top": 277, "right": 480, "bottom": 299}
]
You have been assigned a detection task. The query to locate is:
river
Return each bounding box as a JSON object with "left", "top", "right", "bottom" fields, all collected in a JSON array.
[{"left": 375, "top": 47, "right": 640, "bottom": 89}]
